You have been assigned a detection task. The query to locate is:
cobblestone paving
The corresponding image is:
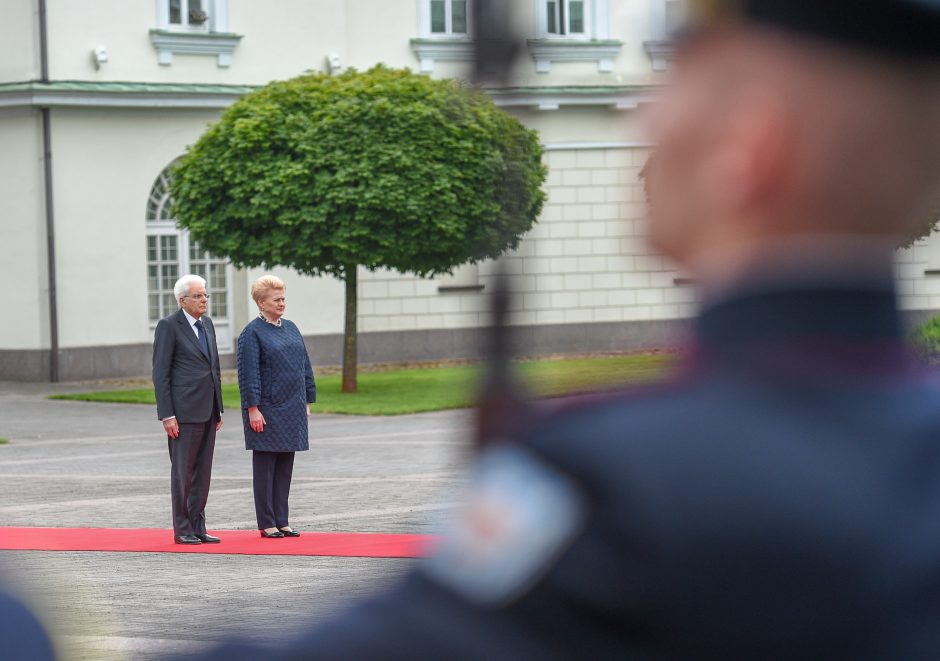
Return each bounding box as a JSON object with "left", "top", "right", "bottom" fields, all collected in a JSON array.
[{"left": 0, "top": 384, "right": 474, "bottom": 660}]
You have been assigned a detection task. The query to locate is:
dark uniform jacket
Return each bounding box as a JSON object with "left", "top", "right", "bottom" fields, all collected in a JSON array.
[
  {"left": 202, "top": 281, "right": 940, "bottom": 660},
  {"left": 152, "top": 309, "right": 223, "bottom": 423}
]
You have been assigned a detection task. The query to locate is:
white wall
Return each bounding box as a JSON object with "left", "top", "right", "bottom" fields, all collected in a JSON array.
[
  {"left": 43, "top": 0, "right": 419, "bottom": 86},
  {"left": 299, "top": 144, "right": 689, "bottom": 338},
  {"left": 40, "top": 1, "right": 667, "bottom": 87},
  {"left": 243, "top": 266, "right": 346, "bottom": 337},
  {"left": 0, "top": 108, "right": 47, "bottom": 349},
  {"left": 0, "top": 2, "right": 39, "bottom": 83},
  {"left": 49, "top": 107, "right": 222, "bottom": 349}
]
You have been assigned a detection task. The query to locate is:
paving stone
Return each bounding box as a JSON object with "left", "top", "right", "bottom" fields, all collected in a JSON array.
[{"left": 0, "top": 384, "right": 474, "bottom": 659}]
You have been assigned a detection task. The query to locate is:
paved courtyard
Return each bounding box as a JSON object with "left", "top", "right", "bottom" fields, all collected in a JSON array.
[{"left": 0, "top": 381, "right": 474, "bottom": 660}]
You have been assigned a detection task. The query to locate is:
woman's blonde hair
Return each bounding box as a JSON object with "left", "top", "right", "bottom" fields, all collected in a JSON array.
[{"left": 251, "top": 274, "right": 286, "bottom": 307}]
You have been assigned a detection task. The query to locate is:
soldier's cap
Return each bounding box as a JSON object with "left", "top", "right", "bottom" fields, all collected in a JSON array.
[{"left": 681, "top": 0, "right": 940, "bottom": 60}]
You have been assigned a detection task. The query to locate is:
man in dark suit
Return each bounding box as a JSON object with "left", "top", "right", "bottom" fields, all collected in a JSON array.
[
  {"left": 153, "top": 274, "right": 223, "bottom": 545},
  {"left": 194, "top": 1, "right": 940, "bottom": 658}
]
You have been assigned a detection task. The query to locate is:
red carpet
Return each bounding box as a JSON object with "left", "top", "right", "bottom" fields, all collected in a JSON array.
[{"left": 0, "top": 527, "right": 437, "bottom": 558}]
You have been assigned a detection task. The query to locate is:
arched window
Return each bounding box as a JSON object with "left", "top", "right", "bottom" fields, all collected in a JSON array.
[{"left": 145, "top": 165, "right": 234, "bottom": 350}]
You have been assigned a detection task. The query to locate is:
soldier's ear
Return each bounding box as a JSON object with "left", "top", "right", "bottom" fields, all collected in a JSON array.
[{"left": 709, "top": 87, "right": 791, "bottom": 219}]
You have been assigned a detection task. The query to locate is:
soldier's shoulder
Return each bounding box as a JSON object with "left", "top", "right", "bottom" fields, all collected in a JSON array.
[
  {"left": 520, "top": 368, "right": 735, "bottom": 465},
  {"left": 532, "top": 369, "right": 704, "bottom": 427}
]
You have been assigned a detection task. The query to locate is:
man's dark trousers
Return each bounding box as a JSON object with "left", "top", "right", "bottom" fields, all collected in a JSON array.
[{"left": 169, "top": 417, "right": 217, "bottom": 537}]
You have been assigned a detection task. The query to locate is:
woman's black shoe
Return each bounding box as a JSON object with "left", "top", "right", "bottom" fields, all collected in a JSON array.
[
  {"left": 278, "top": 528, "right": 301, "bottom": 537},
  {"left": 260, "top": 529, "right": 285, "bottom": 538}
]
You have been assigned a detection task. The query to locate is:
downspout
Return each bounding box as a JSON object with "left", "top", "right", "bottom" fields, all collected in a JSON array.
[{"left": 38, "top": 0, "right": 59, "bottom": 381}]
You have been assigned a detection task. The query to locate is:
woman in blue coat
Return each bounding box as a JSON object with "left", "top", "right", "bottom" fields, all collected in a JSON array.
[{"left": 237, "top": 275, "right": 316, "bottom": 538}]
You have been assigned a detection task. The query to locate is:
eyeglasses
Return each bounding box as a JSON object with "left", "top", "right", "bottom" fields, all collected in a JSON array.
[{"left": 184, "top": 294, "right": 211, "bottom": 300}]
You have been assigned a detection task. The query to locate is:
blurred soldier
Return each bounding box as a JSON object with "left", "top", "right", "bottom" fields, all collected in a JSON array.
[
  {"left": 0, "top": 586, "right": 56, "bottom": 660},
  {"left": 197, "top": 1, "right": 940, "bottom": 658}
]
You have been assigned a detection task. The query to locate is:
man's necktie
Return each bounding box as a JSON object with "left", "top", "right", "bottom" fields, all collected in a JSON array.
[{"left": 193, "top": 319, "right": 211, "bottom": 360}]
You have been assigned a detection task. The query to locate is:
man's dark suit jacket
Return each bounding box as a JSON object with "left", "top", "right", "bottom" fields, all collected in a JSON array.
[{"left": 152, "top": 309, "right": 223, "bottom": 423}]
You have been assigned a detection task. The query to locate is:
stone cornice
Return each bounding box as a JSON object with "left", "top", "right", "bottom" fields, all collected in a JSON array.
[
  {"left": 149, "top": 29, "right": 243, "bottom": 67},
  {"left": 409, "top": 38, "right": 475, "bottom": 73},
  {"left": 526, "top": 39, "right": 624, "bottom": 73},
  {"left": 0, "top": 80, "right": 257, "bottom": 109},
  {"left": 0, "top": 80, "right": 659, "bottom": 112},
  {"left": 487, "top": 85, "right": 658, "bottom": 111},
  {"left": 643, "top": 40, "right": 675, "bottom": 72}
]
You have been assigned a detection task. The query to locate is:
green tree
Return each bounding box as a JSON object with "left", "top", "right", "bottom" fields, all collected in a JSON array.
[
  {"left": 171, "top": 65, "right": 546, "bottom": 392},
  {"left": 898, "top": 207, "right": 940, "bottom": 249}
]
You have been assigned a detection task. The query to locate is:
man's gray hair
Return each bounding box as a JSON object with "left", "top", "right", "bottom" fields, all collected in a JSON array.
[{"left": 173, "top": 274, "right": 207, "bottom": 305}]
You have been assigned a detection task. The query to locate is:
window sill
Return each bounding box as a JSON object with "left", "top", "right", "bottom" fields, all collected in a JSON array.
[
  {"left": 527, "top": 39, "right": 622, "bottom": 74},
  {"left": 410, "top": 38, "right": 475, "bottom": 73},
  {"left": 149, "top": 29, "right": 243, "bottom": 68},
  {"left": 643, "top": 40, "right": 674, "bottom": 72}
]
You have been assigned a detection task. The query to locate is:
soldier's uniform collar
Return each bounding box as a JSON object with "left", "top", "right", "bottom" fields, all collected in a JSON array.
[{"left": 695, "top": 283, "right": 900, "bottom": 351}]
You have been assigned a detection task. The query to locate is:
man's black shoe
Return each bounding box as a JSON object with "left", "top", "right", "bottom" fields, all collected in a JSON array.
[
  {"left": 196, "top": 533, "right": 221, "bottom": 543},
  {"left": 174, "top": 535, "right": 202, "bottom": 545}
]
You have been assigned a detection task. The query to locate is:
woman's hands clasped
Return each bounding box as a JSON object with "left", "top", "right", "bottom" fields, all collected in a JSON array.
[{"left": 248, "top": 406, "right": 266, "bottom": 433}]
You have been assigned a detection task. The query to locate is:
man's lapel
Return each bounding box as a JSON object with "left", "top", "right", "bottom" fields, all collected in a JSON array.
[
  {"left": 203, "top": 317, "right": 218, "bottom": 366},
  {"left": 176, "top": 309, "right": 210, "bottom": 363}
]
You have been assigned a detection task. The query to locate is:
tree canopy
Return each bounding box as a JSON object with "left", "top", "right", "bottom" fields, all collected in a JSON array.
[
  {"left": 170, "top": 65, "right": 547, "bottom": 391},
  {"left": 170, "top": 65, "right": 546, "bottom": 280}
]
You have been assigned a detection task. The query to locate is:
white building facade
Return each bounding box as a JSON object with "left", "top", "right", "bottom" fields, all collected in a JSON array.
[{"left": 1, "top": 0, "right": 937, "bottom": 381}]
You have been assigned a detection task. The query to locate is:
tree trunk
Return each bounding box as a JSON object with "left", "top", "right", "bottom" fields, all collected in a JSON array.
[{"left": 341, "top": 264, "right": 358, "bottom": 393}]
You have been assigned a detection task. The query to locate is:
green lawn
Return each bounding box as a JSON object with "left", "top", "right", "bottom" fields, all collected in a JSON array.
[
  {"left": 0, "top": 438, "right": 8, "bottom": 445},
  {"left": 50, "top": 354, "right": 671, "bottom": 416}
]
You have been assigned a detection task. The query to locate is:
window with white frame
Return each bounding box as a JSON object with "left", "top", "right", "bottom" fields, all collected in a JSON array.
[
  {"left": 412, "top": 0, "right": 474, "bottom": 72},
  {"left": 152, "top": 0, "right": 239, "bottom": 66},
  {"left": 146, "top": 166, "right": 234, "bottom": 350},
  {"left": 545, "top": 0, "right": 588, "bottom": 37},
  {"left": 164, "top": 0, "right": 210, "bottom": 31},
  {"left": 530, "top": 0, "right": 619, "bottom": 73},
  {"left": 427, "top": 0, "right": 470, "bottom": 38}
]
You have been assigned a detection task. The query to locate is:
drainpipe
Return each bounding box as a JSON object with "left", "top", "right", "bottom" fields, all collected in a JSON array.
[{"left": 39, "top": 0, "right": 59, "bottom": 382}]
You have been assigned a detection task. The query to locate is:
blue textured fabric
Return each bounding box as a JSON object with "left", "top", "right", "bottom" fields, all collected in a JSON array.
[{"left": 237, "top": 317, "right": 316, "bottom": 452}]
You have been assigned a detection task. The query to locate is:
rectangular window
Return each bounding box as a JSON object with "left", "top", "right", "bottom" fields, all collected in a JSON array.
[
  {"left": 165, "top": 0, "right": 209, "bottom": 30},
  {"left": 147, "top": 235, "right": 180, "bottom": 322},
  {"left": 160, "top": 236, "right": 177, "bottom": 262},
  {"left": 189, "top": 242, "right": 230, "bottom": 319},
  {"left": 545, "top": 0, "right": 587, "bottom": 36},
  {"left": 428, "top": 0, "right": 470, "bottom": 37},
  {"left": 568, "top": 1, "right": 584, "bottom": 33},
  {"left": 451, "top": 0, "right": 467, "bottom": 34},
  {"left": 431, "top": 0, "right": 446, "bottom": 32},
  {"left": 148, "top": 294, "right": 161, "bottom": 321}
]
